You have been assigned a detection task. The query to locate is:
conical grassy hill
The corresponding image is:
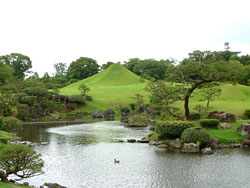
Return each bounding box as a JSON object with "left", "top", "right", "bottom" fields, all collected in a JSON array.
[
  {"left": 60, "top": 63, "right": 250, "bottom": 116},
  {"left": 60, "top": 63, "right": 148, "bottom": 111}
]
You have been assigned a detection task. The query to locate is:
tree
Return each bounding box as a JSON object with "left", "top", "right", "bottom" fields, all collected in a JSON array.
[
  {"left": 0, "top": 62, "right": 12, "bottom": 84},
  {"left": 199, "top": 83, "right": 222, "bottom": 110},
  {"left": 0, "top": 53, "right": 32, "bottom": 79},
  {"left": 101, "top": 61, "right": 114, "bottom": 70},
  {"left": 54, "top": 62, "right": 67, "bottom": 77},
  {"left": 0, "top": 144, "right": 44, "bottom": 182},
  {"left": 132, "top": 93, "right": 144, "bottom": 111},
  {"left": 125, "top": 58, "right": 173, "bottom": 80},
  {"left": 145, "top": 80, "right": 185, "bottom": 119},
  {"left": 166, "top": 53, "right": 243, "bottom": 119},
  {"left": 0, "top": 85, "right": 17, "bottom": 116},
  {"left": 78, "top": 84, "right": 90, "bottom": 97},
  {"left": 67, "top": 57, "right": 99, "bottom": 80}
]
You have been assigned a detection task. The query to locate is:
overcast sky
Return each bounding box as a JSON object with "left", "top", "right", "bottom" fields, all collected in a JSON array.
[{"left": 1, "top": 0, "right": 250, "bottom": 76}]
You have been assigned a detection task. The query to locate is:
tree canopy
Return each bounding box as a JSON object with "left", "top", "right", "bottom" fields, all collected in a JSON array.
[
  {"left": 166, "top": 50, "right": 244, "bottom": 118},
  {"left": 67, "top": 57, "right": 100, "bottom": 80},
  {"left": 0, "top": 53, "right": 32, "bottom": 79}
]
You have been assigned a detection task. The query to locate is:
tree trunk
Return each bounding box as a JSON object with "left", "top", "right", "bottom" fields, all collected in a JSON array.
[
  {"left": 184, "top": 79, "right": 213, "bottom": 119},
  {"left": 206, "top": 98, "right": 210, "bottom": 110}
]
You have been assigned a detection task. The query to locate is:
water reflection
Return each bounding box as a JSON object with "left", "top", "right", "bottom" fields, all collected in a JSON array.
[{"left": 18, "top": 121, "right": 250, "bottom": 188}]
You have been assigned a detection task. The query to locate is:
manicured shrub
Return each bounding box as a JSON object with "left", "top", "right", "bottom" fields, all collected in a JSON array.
[
  {"left": 129, "top": 103, "right": 135, "bottom": 111},
  {"left": 19, "top": 96, "right": 37, "bottom": 105},
  {"left": 68, "top": 95, "right": 85, "bottom": 104},
  {"left": 129, "top": 113, "right": 148, "bottom": 126},
  {"left": 200, "top": 119, "right": 219, "bottom": 128},
  {"left": 243, "top": 109, "right": 250, "bottom": 119},
  {"left": 155, "top": 121, "right": 194, "bottom": 140},
  {"left": 66, "top": 103, "right": 77, "bottom": 110},
  {"left": 181, "top": 127, "right": 210, "bottom": 148},
  {"left": 149, "top": 126, "right": 155, "bottom": 131},
  {"left": 120, "top": 107, "right": 130, "bottom": 113},
  {"left": 17, "top": 104, "right": 31, "bottom": 121},
  {"left": 1, "top": 117, "right": 22, "bottom": 133},
  {"left": 85, "top": 95, "right": 93, "bottom": 101},
  {"left": 187, "top": 113, "right": 201, "bottom": 120}
]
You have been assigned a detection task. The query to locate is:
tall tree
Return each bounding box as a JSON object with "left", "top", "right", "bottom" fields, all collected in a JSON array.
[
  {"left": 101, "top": 61, "right": 114, "bottom": 70},
  {"left": 0, "top": 53, "right": 32, "bottom": 79},
  {"left": 166, "top": 51, "right": 243, "bottom": 119},
  {"left": 67, "top": 57, "right": 99, "bottom": 80},
  {"left": 54, "top": 62, "right": 67, "bottom": 77},
  {"left": 0, "top": 62, "right": 12, "bottom": 84}
]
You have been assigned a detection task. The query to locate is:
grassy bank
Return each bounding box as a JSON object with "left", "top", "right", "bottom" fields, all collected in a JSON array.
[
  {"left": 200, "top": 120, "right": 248, "bottom": 144},
  {"left": 0, "top": 182, "right": 31, "bottom": 188}
]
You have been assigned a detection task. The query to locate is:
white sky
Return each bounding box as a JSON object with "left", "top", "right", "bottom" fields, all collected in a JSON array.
[{"left": 1, "top": 0, "right": 250, "bottom": 76}]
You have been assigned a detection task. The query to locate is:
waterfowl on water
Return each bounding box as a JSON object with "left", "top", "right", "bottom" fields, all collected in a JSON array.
[{"left": 114, "top": 159, "right": 120, "bottom": 163}]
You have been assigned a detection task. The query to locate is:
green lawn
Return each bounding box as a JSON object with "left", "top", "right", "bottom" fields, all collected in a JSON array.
[
  {"left": 196, "top": 120, "right": 248, "bottom": 144},
  {"left": 60, "top": 63, "right": 250, "bottom": 117},
  {"left": 0, "top": 182, "right": 31, "bottom": 188}
]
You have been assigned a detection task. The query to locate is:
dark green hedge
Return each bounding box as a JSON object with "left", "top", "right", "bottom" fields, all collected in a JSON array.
[
  {"left": 200, "top": 119, "right": 219, "bottom": 128},
  {"left": 155, "top": 121, "right": 194, "bottom": 140}
]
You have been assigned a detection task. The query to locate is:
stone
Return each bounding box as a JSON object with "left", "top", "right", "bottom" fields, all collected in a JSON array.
[
  {"left": 202, "top": 147, "right": 214, "bottom": 154},
  {"left": 127, "top": 139, "right": 136, "bottom": 143},
  {"left": 229, "top": 144, "right": 241, "bottom": 148},
  {"left": 168, "top": 139, "right": 182, "bottom": 149},
  {"left": 218, "top": 144, "right": 230, "bottom": 148},
  {"left": 237, "top": 122, "right": 250, "bottom": 139},
  {"left": 155, "top": 141, "right": 164, "bottom": 146},
  {"left": 242, "top": 140, "right": 250, "bottom": 146},
  {"left": 149, "top": 140, "right": 156, "bottom": 145},
  {"left": 209, "top": 137, "right": 219, "bottom": 149},
  {"left": 137, "top": 139, "right": 149, "bottom": 143},
  {"left": 218, "top": 123, "right": 230, "bottom": 129},
  {"left": 103, "top": 109, "right": 115, "bottom": 121},
  {"left": 91, "top": 110, "right": 103, "bottom": 119},
  {"left": 157, "top": 144, "right": 168, "bottom": 148},
  {"left": 23, "top": 182, "right": 29, "bottom": 186},
  {"left": 44, "top": 182, "right": 67, "bottom": 188},
  {"left": 208, "top": 111, "right": 236, "bottom": 122},
  {"left": 182, "top": 143, "right": 200, "bottom": 153},
  {"left": 41, "top": 142, "right": 48, "bottom": 145},
  {"left": 112, "top": 139, "right": 124, "bottom": 143}
]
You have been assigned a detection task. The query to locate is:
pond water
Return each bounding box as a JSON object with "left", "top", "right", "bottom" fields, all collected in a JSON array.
[{"left": 18, "top": 121, "right": 250, "bottom": 188}]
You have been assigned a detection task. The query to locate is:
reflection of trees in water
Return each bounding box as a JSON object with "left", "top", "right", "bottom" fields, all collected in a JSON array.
[{"left": 17, "top": 122, "right": 84, "bottom": 143}]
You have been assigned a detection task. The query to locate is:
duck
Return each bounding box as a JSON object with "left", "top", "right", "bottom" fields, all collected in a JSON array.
[{"left": 114, "top": 159, "right": 120, "bottom": 164}]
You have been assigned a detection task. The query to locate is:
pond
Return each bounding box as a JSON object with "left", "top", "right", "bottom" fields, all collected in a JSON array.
[{"left": 18, "top": 121, "right": 250, "bottom": 188}]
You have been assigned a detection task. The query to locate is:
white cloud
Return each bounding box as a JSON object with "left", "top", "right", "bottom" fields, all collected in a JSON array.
[{"left": 1, "top": 0, "right": 250, "bottom": 76}]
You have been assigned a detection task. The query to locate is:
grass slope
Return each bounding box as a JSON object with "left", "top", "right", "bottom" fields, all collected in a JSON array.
[
  {"left": 60, "top": 63, "right": 148, "bottom": 111},
  {"left": 60, "top": 63, "right": 250, "bottom": 116}
]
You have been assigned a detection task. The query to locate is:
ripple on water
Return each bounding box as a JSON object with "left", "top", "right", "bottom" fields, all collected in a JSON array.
[{"left": 19, "top": 121, "right": 250, "bottom": 188}]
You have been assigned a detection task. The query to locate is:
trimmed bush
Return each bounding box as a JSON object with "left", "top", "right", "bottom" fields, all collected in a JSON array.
[
  {"left": 1, "top": 117, "right": 22, "bottom": 133},
  {"left": 155, "top": 121, "right": 194, "bottom": 140},
  {"left": 181, "top": 127, "right": 210, "bottom": 148},
  {"left": 129, "top": 113, "right": 148, "bottom": 127},
  {"left": 243, "top": 109, "right": 250, "bottom": 119},
  {"left": 187, "top": 113, "right": 201, "bottom": 120},
  {"left": 149, "top": 126, "right": 155, "bottom": 131},
  {"left": 68, "top": 95, "right": 85, "bottom": 104},
  {"left": 85, "top": 95, "right": 93, "bottom": 101},
  {"left": 200, "top": 119, "right": 219, "bottom": 128},
  {"left": 66, "top": 103, "right": 77, "bottom": 110},
  {"left": 120, "top": 107, "right": 130, "bottom": 113}
]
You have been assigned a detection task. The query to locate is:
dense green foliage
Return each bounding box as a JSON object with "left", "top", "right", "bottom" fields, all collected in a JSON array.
[
  {"left": 0, "top": 117, "right": 22, "bottom": 133},
  {"left": 155, "top": 121, "right": 194, "bottom": 139},
  {"left": 180, "top": 127, "right": 210, "bottom": 148},
  {"left": 0, "top": 53, "right": 32, "bottom": 79},
  {"left": 0, "top": 144, "right": 44, "bottom": 182},
  {"left": 243, "top": 109, "right": 250, "bottom": 119},
  {"left": 124, "top": 58, "right": 173, "bottom": 80},
  {"left": 200, "top": 119, "right": 219, "bottom": 128},
  {"left": 67, "top": 57, "right": 99, "bottom": 80},
  {"left": 68, "top": 95, "right": 85, "bottom": 104}
]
